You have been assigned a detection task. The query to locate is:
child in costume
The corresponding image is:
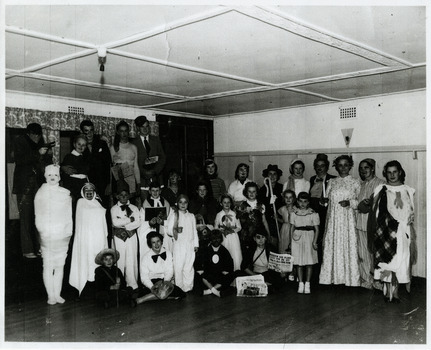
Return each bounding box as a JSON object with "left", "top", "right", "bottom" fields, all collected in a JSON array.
[
  {"left": 136, "top": 231, "right": 186, "bottom": 304},
  {"left": 277, "top": 189, "right": 296, "bottom": 254},
  {"left": 34, "top": 164, "right": 73, "bottom": 305},
  {"left": 236, "top": 182, "right": 270, "bottom": 251},
  {"left": 94, "top": 248, "right": 136, "bottom": 308},
  {"left": 166, "top": 194, "right": 199, "bottom": 292},
  {"left": 138, "top": 181, "right": 171, "bottom": 257},
  {"left": 111, "top": 180, "right": 141, "bottom": 290},
  {"left": 214, "top": 194, "right": 242, "bottom": 271},
  {"left": 195, "top": 229, "right": 235, "bottom": 297},
  {"left": 69, "top": 182, "right": 108, "bottom": 296},
  {"left": 289, "top": 192, "right": 320, "bottom": 294},
  {"left": 237, "top": 229, "right": 284, "bottom": 294}
]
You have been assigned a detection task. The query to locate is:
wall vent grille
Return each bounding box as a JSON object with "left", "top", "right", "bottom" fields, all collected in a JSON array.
[
  {"left": 68, "top": 106, "right": 85, "bottom": 114},
  {"left": 339, "top": 107, "right": 356, "bottom": 119}
]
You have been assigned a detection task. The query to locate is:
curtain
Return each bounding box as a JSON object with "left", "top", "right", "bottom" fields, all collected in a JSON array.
[{"left": 5, "top": 107, "right": 159, "bottom": 164}]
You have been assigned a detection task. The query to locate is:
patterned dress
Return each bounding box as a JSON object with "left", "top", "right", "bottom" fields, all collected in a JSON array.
[{"left": 319, "top": 175, "right": 361, "bottom": 286}]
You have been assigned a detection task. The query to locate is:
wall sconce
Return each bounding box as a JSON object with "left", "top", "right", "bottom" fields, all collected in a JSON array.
[{"left": 98, "top": 47, "right": 107, "bottom": 72}]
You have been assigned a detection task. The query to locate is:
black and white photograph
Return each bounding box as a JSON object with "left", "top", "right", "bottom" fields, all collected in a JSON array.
[{"left": 1, "top": 0, "right": 428, "bottom": 349}]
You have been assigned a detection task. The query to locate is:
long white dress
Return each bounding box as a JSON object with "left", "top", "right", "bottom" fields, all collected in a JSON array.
[
  {"left": 214, "top": 209, "right": 243, "bottom": 271},
  {"left": 69, "top": 194, "right": 108, "bottom": 295},
  {"left": 373, "top": 184, "right": 415, "bottom": 284},
  {"left": 319, "top": 175, "right": 361, "bottom": 286}
]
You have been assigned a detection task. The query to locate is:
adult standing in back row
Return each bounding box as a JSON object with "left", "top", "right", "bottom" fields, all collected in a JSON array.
[
  {"left": 131, "top": 116, "right": 166, "bottom": 203},
  {"left": 79, "top": 120, "right": 112, "bottom": 209},
  {"left": 13, "top": 123, "right": 53, "bottom": 258}
]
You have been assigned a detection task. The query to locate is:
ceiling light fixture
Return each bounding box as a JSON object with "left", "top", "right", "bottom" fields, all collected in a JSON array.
[{"left": 98, "top": 47, "right": 107, "bottom": 72}]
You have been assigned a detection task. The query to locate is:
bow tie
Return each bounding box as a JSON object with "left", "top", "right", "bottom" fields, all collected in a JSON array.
[
  {"left": 315, "top": 178, "right": 324, "bottom": 182},
  {"left": 152, "top": 251, "right": 167, "bottom": 263},
  {"left": 120, "top": 204, "right": 133, "bottom": 217}
]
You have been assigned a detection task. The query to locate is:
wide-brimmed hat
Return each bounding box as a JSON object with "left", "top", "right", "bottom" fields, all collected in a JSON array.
[
  {"left": 95, "top": 248, "right": 120, "bottom": 265},
  {"left": 151, "top": 280, "right": 174, "bottom": 300},
  {"left": 262, "top": 164, "right": 283, "bottom": 178}
]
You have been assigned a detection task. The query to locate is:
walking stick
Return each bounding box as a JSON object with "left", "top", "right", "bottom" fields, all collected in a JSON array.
[
  {"left": 264, "top": 177, "right": 281, "bottom": 242},
  {"left": 111, "top": 234, "right": 120, "bottom": 308}
]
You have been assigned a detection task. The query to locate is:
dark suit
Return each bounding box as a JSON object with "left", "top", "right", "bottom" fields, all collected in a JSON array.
[
  {"left": 13, "top": 134, "right": 53, "bottom": 255},
  {"left": 130, "top": 135, "right": 166, "bottom": 187},
  {"left": 82, "top": 135, "right": 111, "bottom": 207}
]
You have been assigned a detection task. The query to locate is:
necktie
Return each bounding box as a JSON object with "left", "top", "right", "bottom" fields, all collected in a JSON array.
[
  {"left": 315, "top": 178, "right": 323, "bottom": 182},
  {"left": 152, "top": 251, "right": 167, "bottom": 263},
  {"left": 120, "top": 204, "right": 133, "bottom": 217},
  {"left": 144, "top": 137, "right": 151, "bottom": 154}
]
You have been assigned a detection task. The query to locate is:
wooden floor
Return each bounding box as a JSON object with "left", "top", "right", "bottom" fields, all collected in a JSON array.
[{"left": 4, "top": 220, "right": 427, "bottom": 345}]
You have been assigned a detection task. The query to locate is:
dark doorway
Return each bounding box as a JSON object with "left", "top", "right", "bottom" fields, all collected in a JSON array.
[{"left": 157, "top": 115, "right": 213, "bottom": 198}]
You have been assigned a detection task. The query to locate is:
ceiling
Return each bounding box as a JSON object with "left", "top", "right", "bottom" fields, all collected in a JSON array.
[{"left": 4, "top": 5, "right": 426, "bottom": 118}]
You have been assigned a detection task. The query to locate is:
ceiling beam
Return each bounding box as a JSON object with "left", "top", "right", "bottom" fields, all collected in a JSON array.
[
  {"left": 136, "top": 63, "right": 424, "bottom": 109},
  {"left": 234, "top": 6, "right": 413, "bottom": 68},
  {"left": 5, "top": 48, "right": 97, "bottom": 80},
  {"left": 105, "top": 6, "right": 233, "bottom": 49},
  {"left": 6, "top": 25, "right": 97, "bottom": 48},
  {"left": 5, "top": 69, "right": 185, "bottom": 100}
]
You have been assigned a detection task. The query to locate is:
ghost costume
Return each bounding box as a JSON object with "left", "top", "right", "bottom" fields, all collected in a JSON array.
[
  {"left": 34, "top": 165, "right": 73, "bottom": 305},
  {"left": 69, "top": 184, "right": 108, "bottom": 295}
]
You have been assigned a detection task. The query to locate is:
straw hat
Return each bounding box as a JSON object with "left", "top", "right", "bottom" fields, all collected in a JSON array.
[{"left": 95, "top": 248, "right": 120, "bottom": 265}]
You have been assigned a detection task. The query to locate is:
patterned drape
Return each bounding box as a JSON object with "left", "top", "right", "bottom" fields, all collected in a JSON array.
[{"left": 5, "top": 107, "right": 159, "bottom": 164}]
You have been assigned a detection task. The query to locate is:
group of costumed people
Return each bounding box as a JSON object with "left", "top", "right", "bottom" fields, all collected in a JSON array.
[{"left": 32, "top": 151, "right": 416, "bottom": 307}]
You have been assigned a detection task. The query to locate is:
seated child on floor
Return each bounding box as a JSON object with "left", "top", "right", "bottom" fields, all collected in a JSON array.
[
  {"left": 136, "top": 231, "right": 186, "bottom": 304},
  {"left": 94, "top": 248, "right": 136, "bottom": 309},
  {"left": 236, "top": 228, "right": 284, "bottom": 293},
  {"left": 194, "top": 229, "right": 235, "bottom": 297}
]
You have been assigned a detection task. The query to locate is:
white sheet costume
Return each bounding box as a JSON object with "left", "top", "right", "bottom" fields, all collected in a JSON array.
[
  {"left": 166, "top": 209, "right": 199, "bottom": 292},
  {"left": 69, "top": 184, "right": 108, "bottom": 295},
  {"left": 34, "top": 165, "right": 73, "bottom": 305}
]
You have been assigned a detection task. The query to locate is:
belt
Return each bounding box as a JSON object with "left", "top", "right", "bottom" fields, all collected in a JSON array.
[{"left": 295, "top": 226, "right": 315, "bottom": 231}]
